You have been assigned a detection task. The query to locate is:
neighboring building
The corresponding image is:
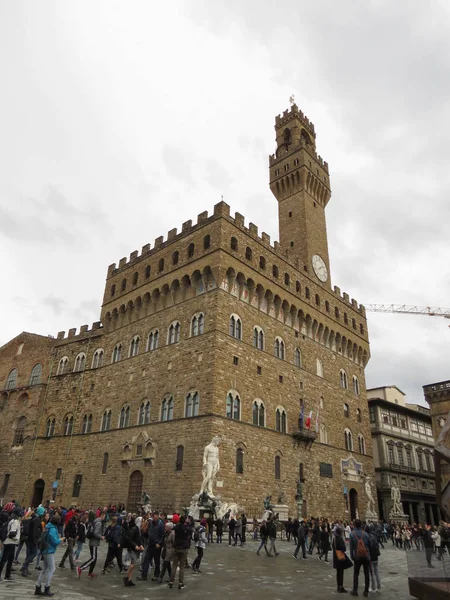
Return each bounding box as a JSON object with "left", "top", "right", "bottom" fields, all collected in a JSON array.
[
  {"left": 423, "top": 379, "right": 450, "bottom": 519},
  {"left": 368, "top": 385, "right": 439, "bottom": 524},
  {"left": 0, "top": 104, "right": 374, "bottom": 518}
]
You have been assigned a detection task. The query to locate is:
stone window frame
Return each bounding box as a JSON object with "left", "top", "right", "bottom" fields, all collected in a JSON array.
[
  {"left": 74, "top": 353, "right": 86, "bottom": 373},
  {"left": 294, "top": 348, "right": 302, "bottom": 368},
  {"left": 319, "top": 423, "right": 328, "bottom": 444},
  {"left": 353, "top": 375, "right": 360, "bottom": 396},
  {"left": 344, "top": 403, "right": 350, "bottom": 418},
  {"left": 91, "top": 348, "right": 104, "bottom": 369},
  {"left": 187, "top": 243, "right": 195, "bottom": 258},
  {"left": 63, "top": 414, "right": 74, "bottom": 436},
  {"left": 29, "top": 363, "right": 42, "bottom": 386},
  {"left": 167, "top": 321, "right": 181, "bottom": 345},
  {"left": 161, "top": 395, "right": 174, "bottom": 422},
  {"left": 203, "top": 235, "right": 211, "bottom": 250},
  {"left": 172, "top": 250, "right": 179, "bottom": 265},
  {"left": 57, "top": 356, "right": 69, "bottom": 376},
  {"left": 45, "top": 416, "right": 56, "bottom": 437},
  {"left": 252, "top": 398, "right": 265, "bottom": 427},
  {"left": 229, "top": 314, "right": 242, "bottom": 340},
  {"left": 118, "top": 405, "right": 131, "bottom": 429},
  {"left": 274, "top": 336, "right": 285, "bottom": 360},
  {"left": 129, "top": 335, "right": 140, "bottom": 358},
  {"left": 101, "top": 409, "right": 112, "bottom": 432},
  {"left": 340, "top": 369, "right": 348, "bottom": 389},
  {"left": 226, "top": 390, "right": 241, "bottom": 420},
  {"left": 81, "top": 413, "right": 93, "bottom": 434},
  {"left": 344, "top": 428, "right": 353, "bottom": 451},
  {"left": 245, "top": 246, "right": 252, "bottom": 261},
  {"left": 13, "top": 416, "right": 26, "bottom": 446},
  {"left": 230, "top": 237, "right": 238, "bottom": 251},
  {"left": 316, "top": 358, "right": 324, "bottom": 377},
  {"left": 147, "top": 329, "right": 159, "bottom": 351},
  {"left": 253, "top": 326, "right": 264, "bottom": 350},
  {"left": 236, "top": 443, "right": 245, "bottom": 474},
  {"left": 275, "top": 406, "right": 287, "bottom": 433},
  {"left": 132, "top": 271, "right": 139, "bottom": 286},
  {"left": 274, "top": 454, "right": 282, "bottom": 480},
  {"left": 138, "top": 400, "right": 151, "bottom": 425},
  {"left": 191, "top": 312, "right": 205, "bottom": 337},
  {"left": 112, "top": 343, "right": 122, "bottom": 363},
  {"left": 357, "top": 434, "right": 366, "bottom": 455},
  {"left": 185, "top": 390, "right": 200, "bottom": 418}
]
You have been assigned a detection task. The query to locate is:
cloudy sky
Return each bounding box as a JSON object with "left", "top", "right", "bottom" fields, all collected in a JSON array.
[{"left": 1, "top": 1, "right": 449, "bottom": 404}]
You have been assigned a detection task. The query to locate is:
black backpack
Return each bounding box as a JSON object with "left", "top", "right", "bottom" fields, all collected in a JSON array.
[
  {"left": 38, "top": 528, "right": 50, "bottom": 552},
  {"left": 193, "top": 527, "right": 200, "bottom": 542},
  {"left": 86, "top": 522, "right": 95, "bottom": 540},
  {"left": 21, "top": 518, "right": 31, "bottom": 540},
  {"left": 0, "top": 521, "right": 8, "bottom": 543},
  {"left": 442, "top": 527, "right": 450, "bottom": 541}
]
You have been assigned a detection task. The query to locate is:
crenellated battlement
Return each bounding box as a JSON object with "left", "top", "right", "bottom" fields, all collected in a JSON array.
[
  {"left": 275, "top": 103, "right": 316, "bottom": 137},
  {"left": 269, "top": 137, "right": 329, "bottom": 173},
  {"left": 55, "top": 321, "right": 103, "bottom": 343}
]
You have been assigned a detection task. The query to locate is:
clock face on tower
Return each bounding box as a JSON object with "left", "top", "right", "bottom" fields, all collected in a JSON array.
[{"left": 312, "top": 254, "right": 328, "bottom": 283}]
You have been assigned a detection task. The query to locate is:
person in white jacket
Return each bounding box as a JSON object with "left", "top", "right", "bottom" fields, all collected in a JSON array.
[
  {"left": 0, "top": 509, "right": 21, "bottom": 581},
  {"left": 431, "top": 528, "right": 442, "bottom": 560},
  {"left": 192, "top": 519, "right": 208, "bottom": 574}
]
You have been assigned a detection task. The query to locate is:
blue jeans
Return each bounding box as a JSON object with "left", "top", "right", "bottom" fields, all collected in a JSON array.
[
  {"left": 370, "top": 560, "right": 381, "bottom": 590},
  {"left": 23, "top": 541, "right": 38, "bottom": 570},
  {"left": 73, "top": 541, "right": 84, "bottom": 560},
  {"left": 38, "top": 553, "right": 55, "bottom": 588},
  {"left": 257, "top": 537, "right": 269, "bottom": 554}
]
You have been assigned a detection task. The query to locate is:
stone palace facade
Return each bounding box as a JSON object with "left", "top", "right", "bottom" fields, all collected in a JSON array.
[{"left": 0, "top": 105, "right": 374, "bottom": 519}]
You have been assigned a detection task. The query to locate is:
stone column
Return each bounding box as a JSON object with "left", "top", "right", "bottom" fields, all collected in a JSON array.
[
  {"left": 437, "top": 506, "right": 442, "bottom": 522},
  {"left": 418, "top": 500, "right": 426, "bottom": 524},
  {"left": 429, "top": 505, "right": 435, "bottom": 527},
  {"left": 409, "top": 503, "right": 414, "bottom": 525}
]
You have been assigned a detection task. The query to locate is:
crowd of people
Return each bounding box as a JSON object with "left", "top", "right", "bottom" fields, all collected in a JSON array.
[{"left": 0, "top": 499, "right": 449, "bottom": 597}]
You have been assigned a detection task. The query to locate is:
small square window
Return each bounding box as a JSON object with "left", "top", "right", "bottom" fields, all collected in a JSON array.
[
  {"left": 290, "top": 241, "right": 294, "bottom": 247},
  {"left": 288, "top": 211, "right": 292, "bottom": 217},
  {"left": 257, "top": 366, "right": 262, "bottom": 375},
  {"left": 233, "top": 356, "right": 239, "bottom": 366},
  {"left": 279, "top": 375, "right": 283, "bottom": 383},
  {"left": 299, "top": 381, "right": 303, "bottom": 390},
  {"left": 295, "top": 331, "right": 299, "bottom": 338}
]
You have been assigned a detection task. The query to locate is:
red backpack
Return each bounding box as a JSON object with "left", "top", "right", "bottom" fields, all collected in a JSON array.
[{"left": 355, "top": 531, "right": 369, "bottom": 560}]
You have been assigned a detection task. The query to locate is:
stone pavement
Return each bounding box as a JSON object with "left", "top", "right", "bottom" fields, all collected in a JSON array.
[{"left": 0, "top": 539, "right": 416, "bottom": 600}]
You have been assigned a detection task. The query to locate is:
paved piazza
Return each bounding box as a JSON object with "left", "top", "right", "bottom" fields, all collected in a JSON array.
[{"left": 0, "top": 539, "right": 418, "bottom": 600}]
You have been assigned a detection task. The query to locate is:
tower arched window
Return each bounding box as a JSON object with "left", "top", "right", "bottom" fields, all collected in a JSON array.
[
  {"left": 45, "top": 417, "right": 56, "bottom": 437},
  {"left": 325, "top": 301, "right": 330, "bottom": 313},
  {"left": 259, "top": 256, "right": 266, "bottom": 269},
  {"left": 284, "top": 273, "right": 290, "bottom": 286},
  {"left": 274, "top": 455, "right": 281, "bottom": 480},
  {"left": 335, "top": 307, "right": 340, "bottom": 319},
  {"left": 316, "top": 359, "right": 323, "bottom": 377},
  {"left": 74, "top": 353, "right": 86, "bottom": 373},
  {"left": 112, "top": 344, "right": 122, "bottom": 363},
  {"left": 344, "top": 403, "right": 350, "bottom": 418},
  {"left": 101, "top": 409, "right": 112, "bottom": 432},
  {"left": 13, "top": 416, "right": 26, "bottom": 446},
  {"left": 276, "top": 407, "right": 287, "bottom": 433},
  {"left": 129, "top": 335, "right": 140, "bottom": 357},
  {"left": 158, "top": 258, "right": 164, "bottom": 272},
  {"left": 139, "top": 401, "right": 151, "bottom": 425},
  {"left": 236, "top": 448, "right": 244, "bottom": 474},
  {"left": 203, "top": 235, "right": 210, "bottom": 250},
  {"left": 64, "top": 415, "right": 74, "bottom": 436},
  {"left": 121, "top": 278, "right": 127, "bottom": 292},
  {"left": 161, "top": 395, "right": 174, "bottom": 421},
  {"left": 111, "top": 284, "right": 116, "bottom": 297},
  {"left": 82, "top": 413, "right": 93, "bottom": 434},
  {"left": 91, "top": 349, "right": 104, "bottom": 369},
  {"left": 274, "top": 337, "right": 285, "bottom": 360},
  {"left": 145, "top": 265, "right": 151, "bottom": 279},
  {"left": 356, "top": 408, "right": 362, "bottom": 423},
  {"left": 358, "top": 434, "right": 366, "bottom": 455},
  {"left": 191, "top": 313, "right": 205, "bottom": 336},
  {"left": 147, "top": 329, "right": 159, "bottom": 351},
  {"left": 5, "top": 368, "right": 18, "bottom": 390},
  {"left": 29, "top": 363, "right": 42, "bottom": 386},
  {"left": 245, "top": 246, "right": 252, "bottom": 261},
  {"left": 229, "top": 315, "right": 242, "bottom": 340},
  {"left": 185, "top": 391, "right": 199, "bottom": 418},
  {"left": 168, "top": 321, "right": 181, "bottom": 345},
  {"left": 320, "top": 424, "right": 328, "bottom": 444},
  {"left": 172, "top": 251, "right": 179, "bottom": 265},
  {"left": 231, "top": 237, "right": 238, "bottom": 251},
  {"left": 305, "top": 287, "right": 310, "bottom": 300},
  {"left": 340, "top": 369, "right": 348, "bottom": 389},
  {"left": 344, "top": 429, "right": 353, "bottom": 451},
  {"left": 353, "top": 376, "right": 360, "bottom": 396},
  {"left": 187, "top": 243, "right": 195, "bottom": 258},
  {"left": 295, "top": 348, "right": 302, "bottom": 368},
  {"left": 296, "top": 281, "right": 301, "bottom": 293},
  {"left": 315, "top": 294, "right": 320, "bottom": 306},
  {"left": 119, "top": 405, "right": 130, "bottom": 428},
  {"left": 226, "top": 391, "right": 240, "bottom": 420},
  {"left": 253, "top": 326, "right": 264, "bottom": 350},
  {"left": 272, "top": 265, "right": 279, "bottom": 278},
  {"left": 252, "top": 400, "right": 265, "bottom": 426},
  {"left": 132, "top": 271, "right": 138, "bottom": 285}
]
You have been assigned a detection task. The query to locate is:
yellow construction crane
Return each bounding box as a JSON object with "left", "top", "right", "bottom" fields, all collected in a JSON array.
[{"left": 365, "top": 304, "right": 450, "bottom": 319}]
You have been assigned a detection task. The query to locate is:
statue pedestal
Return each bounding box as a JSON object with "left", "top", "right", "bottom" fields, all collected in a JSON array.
[
  {"left": 273, "top": 504, "right": 289, "bottom": 521},
  {"left": 389, "top": 513, "right": 409, "bottom": 524},
  {"left": 365, "top": 510, "right": 379, "bottom": 522}
]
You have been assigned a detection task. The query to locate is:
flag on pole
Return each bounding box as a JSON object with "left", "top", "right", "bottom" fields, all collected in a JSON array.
[
  {"left": 299, "top": 404, "right": 305, "bottom": 429},
  {"left": 305, "top": 410, "right": 312, "bottom": 429},
  {"left": 315, "top": 405, "right": 320, "bottom": 433}
]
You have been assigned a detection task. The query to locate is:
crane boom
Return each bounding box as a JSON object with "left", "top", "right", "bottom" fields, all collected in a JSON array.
[{"left": 365, "top": 304, "right": 450, "bottom": 319}]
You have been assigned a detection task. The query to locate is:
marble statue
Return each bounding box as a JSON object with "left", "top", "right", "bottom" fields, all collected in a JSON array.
[
  {"left": 200, "top": 436, "right": 221, "bottom": 497},
  {"left": 365, "top": 477, "right": 376, "bottom": 514},
  {"left": 390, "top": 482, "right": 403, "bottom": 515},
  {"left": 141, "top": 491, "right": 151, "bottom": 514}
]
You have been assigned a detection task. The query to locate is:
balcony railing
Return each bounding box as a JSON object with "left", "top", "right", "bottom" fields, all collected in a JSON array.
[{"left": 293, "top": 428, "right": 317, "bottom": 443}]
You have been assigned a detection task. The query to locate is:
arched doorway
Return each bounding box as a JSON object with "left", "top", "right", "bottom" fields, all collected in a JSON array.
[
  {"left": 127, "top": 470, "right": 143, "bottom": 511},
  {"left": 349, "top": 488, "right": 358, "bottom": 520},
  {"left": 31, "top": 479, "right": 45, "bottom": 507}
]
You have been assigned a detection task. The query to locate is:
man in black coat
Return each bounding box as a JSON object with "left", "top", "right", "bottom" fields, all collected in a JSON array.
[
  {"left": 20, "top": 510, "right": 42, "bottom": 576},
  {"left": 293, "top": 521, "right": 308, "bottom": 560}
]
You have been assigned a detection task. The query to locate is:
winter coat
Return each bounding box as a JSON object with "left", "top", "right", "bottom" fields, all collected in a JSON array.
[
  {"left": 162, "top": 530, "right": 175, "bottom": 562},
  {"left": 3, "top": 517, "right": 20, "bottom": 546},
  {"left": 147, "top": 519, "right": 165, "bottom": 547},
  {"left": 28, "top": 514, "right": 42, "bottom": 544},
  {"left": 77, "top": 522, "right": 86, "bottom": 543},
  {"left": 320, "top": 529, "right": 331, "bottom": 552},
  {"left": 235, "top": 519, "right": 242, "bottom": 535},
  {"left": 64, "top": 518, "right": 78, "bottom": 539},
  {"left": 106, "top": 523, "right": 123, "bottom": 548},
  {"left": 42, "top": 522, "right": 61, "bottom": 555},
  {"left": 368, "top": 532, "right": 381, "bottom": 561},
  {"left": 89, "top": 518, "right": 103, "bottom": 548},
  {"left": 332, "top": 534, "right": 353, "bottom": 570},
  {"left": 349, "top": 528, "right": 371, "bottom": 561},
  {"left": 195, "top": 525, "right": 207, "bottom": 549}
]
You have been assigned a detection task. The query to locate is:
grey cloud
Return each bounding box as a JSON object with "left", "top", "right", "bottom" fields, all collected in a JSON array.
[{"left": 42, "top": 296, "right": 67, "bottom": 316}]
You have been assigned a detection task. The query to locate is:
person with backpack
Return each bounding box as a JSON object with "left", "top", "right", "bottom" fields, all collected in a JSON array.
[
  {"left": 169, "top": 515, "right": 190, "bottom": 590},
  {"left": 73, "top": 513, "right": 88, "bottom": 562},
  {"left": 349, "top": 519, "right": 371, "bottom": 597},
  {"left": 101, "top": 516, "right": 124, "bottom": 574},
  {"left": 20, "top": 509, "right": 42, "bottom": 576},
  {"left": 192, "top": 518, "right": 207, "bottom": 574},
  {"left": 35, "top": 513, "right": 64, "bottom": 597},
  {"left": 122, "top": 517, "right": 144, "bottom": 587},
  {"left": 0, "top": 508, "right": 21, "bottom": 582},
  {"left": 367, "top": 524, "right": 381, "bottom": 592},
  {"left": 77, "top": 511, "right": 105, "bottom": 578},
  {"left": 58, "top": 515, "right": 77, "bottom": 571}
]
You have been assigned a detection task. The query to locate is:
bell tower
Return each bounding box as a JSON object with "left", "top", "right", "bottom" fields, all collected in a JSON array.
[{"left": 269, "top": 103, "right": 332, "bottom": 286}]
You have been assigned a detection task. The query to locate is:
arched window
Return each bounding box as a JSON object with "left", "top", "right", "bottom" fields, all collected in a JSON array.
[
  {"left": 320, "top": 424, "right": 328, "bottom": 444},
  {"left": 296, "top": 281, "right": 301, "bottom": 293},
  {"left": 259, "top": 256, "right": 266, "bottom": 269},
  {"left": 112, "top": 344, "right": 122, "bottom": 363},
  {"left": 101, "top": 410, "right": 112, "bottom": 432},
  {"left": 132, "top": 271, "right": 138, "bottom": 285},
  {"left": 45, "top": 417, "right": 55, "bottom": 437},
  {"left": 13, "top": 417, "right": 26, "bottom": 445},
  {"left": 203, "top": 235, "right": 210, "bottom": 250},
  {"left": 274, "top": 337, "right": 285, "bottom": 360},
  {"left": 82, "top": 413, "right": 93, "bottom": 434},
  {"left": 316, "top": 359, "right": 323, "bottom": 377},
  {"left": 226, "top": 391, "right": 240, "bottom": 420},
  {"left": 406, "top": 446, "right": 414, "bottom": 469},
  {"left": 352, "top": 318, "right": 356, "bottom": 330},
  {"left": 74, "top": 353, "right": 86, "bottom": 373},
  {"left": 360, "top": 324, "right": 364, "bottom": 335},
  {"left": 172, "top": 251, "right": 179, "bottom": 265},
  {"left": 325, "top": 301, "right": 330, "bottom": 313},
  {"left": 102, "top": 452, "right": 109, "bottom": 474},
  {"left": 284, "top": 273, "right": 290, "bottom": 286},
  {"left": 29, "top": 363, "right": 42, "bottom": 386},
  {"left": 176, "top": 445, "right": 184, "bottom": 471},
  {"left": 121, "top": 278, "right": 127, "bottom": 292},
  {"left": 229, "top": 315, "right": 242, "bottom": 340},
  {"left": 161, "top": 396, "right": 174, "bottom": 421},
  {"left": 5, "top": 368, "right": 18, "bottom": 390},
  {"left": 230, "top": 237, "right": 238, "bottom": 251},
  {"left": 335, "top": 307, "right": 340, "bottom": 319},
  {"left": 129, "top": 335, "right": 140, "bottom": 357},
  {"left": 245, "top": 246, "right": 252, "bottom": 261},
  {"left": 139, "top": 400, "right": 151, "bottom": 425},
  {"left": 353, "top": 376, "right": 360, "bottom": 396},
  {"left": 168, "top": 321, "right": 181, "bottom": 345},
  {"left": 253, "top": 326, "right": 264, "bottom": 350},
  {"left": 91, "top": 349, "right": 104, "bottom": 369},
  {"left": 187, "top": 243, "right": 195, "bottom": 258},
  {"left": 236, "top": 448, "right": 244, "bottom": 474},
  {"left": 358, "top": 434, "right": 366, "bottom": 455},
  {"left": 252, "top": 400, "right": 265, "bottom": 426},
  {"left": 272, "top": 265, "right": 279, "bottom": 278},
  {"left": 295, "top": 348, "right": 302, "bottom": 368},
  {"left": 276, "top": 408, "right": 287, "bottom": 433},
  {"left": 185, "top": 391, "right": 200, "bottom": 418},
  {"left": 145, "top": 265, "right": 151, "bottom": 279},
  {"left": 64, "top": 415, "right": 74, "bottom": 436},
  {"left": 340, "top": 369, "right": 348, "bottom": 389},
  {"left": 158, "top": 258, "right": 164, "bottom": 272},
  {"left": 424, "top": 451, "right": 432, "bottom": 472},
  {"left": 344, "top": 403, "right": 350, "bottom": 418},
  {"left": 147, "top": 329, "right": 159, "bottom": 351},
  {"left": 344, "top": 429, "right": 353, "bottom": 451},
  {"left": 274, "top": 455, "right": 281, "bottom": 480},
  {"left": 191, "top": 313, "right": 205, "bottom": 336},
  {"left": 111, "top": 284, "right": 116, "bottom": 297},
  {"left": 356, "top": 408, "right": 362, "bottom": 423},
  {"left": 315, "top": 294, "right": 320, "bottom": 306},
  {"left": 344, "top": 313, "right": 349, "bottom": 325},
  {"left": 119, "top": 405, "right": 130, "bottom": 428},
  {"left": 305, "top": 287, "right": 310, "bottom": 300}
]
